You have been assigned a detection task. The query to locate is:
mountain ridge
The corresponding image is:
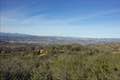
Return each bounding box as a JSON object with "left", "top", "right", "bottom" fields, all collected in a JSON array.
[{"left": 0, "top": 32, "right": 120, "bottom": 45}]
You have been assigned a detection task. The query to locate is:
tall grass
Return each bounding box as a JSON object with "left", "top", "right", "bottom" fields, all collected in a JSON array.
[{"left": 0, "top": 43, "right": 120, "bottom": 80}]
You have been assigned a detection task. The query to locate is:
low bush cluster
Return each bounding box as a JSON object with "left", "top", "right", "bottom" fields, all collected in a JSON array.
[{"left": 0, "top": 43, "right": 120, "bottom": 80}]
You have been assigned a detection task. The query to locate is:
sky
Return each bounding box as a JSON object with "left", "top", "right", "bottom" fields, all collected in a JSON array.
[{"left": 0, "top": 0, "right": 120, "bottom": 38}]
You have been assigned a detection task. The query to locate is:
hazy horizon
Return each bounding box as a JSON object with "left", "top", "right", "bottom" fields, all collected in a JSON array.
[{"left": 1, "top": 0, "right": 120, "bottom": 38}]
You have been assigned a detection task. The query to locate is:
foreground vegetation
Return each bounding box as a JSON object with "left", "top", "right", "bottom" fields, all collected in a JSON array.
[{"left": 0, "top": 42, "right": 120, "bottom": 80}]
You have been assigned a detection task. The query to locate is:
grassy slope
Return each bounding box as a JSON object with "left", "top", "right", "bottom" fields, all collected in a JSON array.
[{"left": 0, "top": 43, "right": 120, "bottom": 80}]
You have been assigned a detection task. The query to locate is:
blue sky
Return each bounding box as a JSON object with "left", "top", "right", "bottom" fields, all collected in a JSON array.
[{"left": 0, "top": 0, "right": 120, "bottom": 38}]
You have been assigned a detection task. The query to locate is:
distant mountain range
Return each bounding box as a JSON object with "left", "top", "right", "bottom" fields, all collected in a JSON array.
[{"left": 0, "top": 32, "right": 120, "bottom": 45}]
